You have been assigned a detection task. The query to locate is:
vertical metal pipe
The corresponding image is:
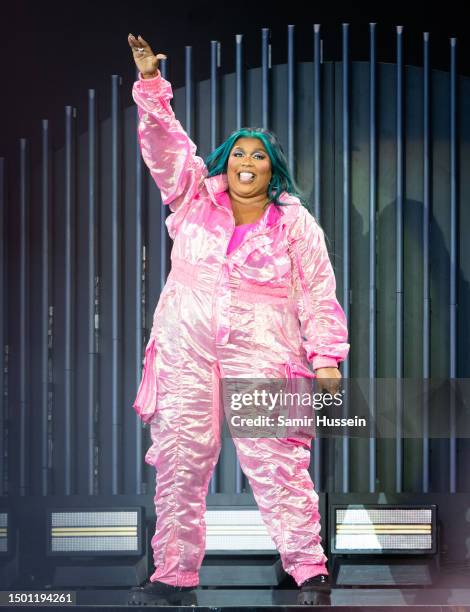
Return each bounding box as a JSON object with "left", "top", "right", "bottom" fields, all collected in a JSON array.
[
  {"left": 0, "top": 157, "right": 5, "bottom": 497},
  {"left": 210, "top": 39, "right": 221, "bottom": 494},
  {"left": 160, "top": 57, "right": 168, "bottom": 81},
  {"left": 133, "top": 68, "right": 144, "bottom": 495},
  {"left": 395, "top": 26, "right": 404, "bottom": 493},
  {"left": 341, "top": 23, "right": 350, "bottom": 493},
  {"left": 369, "top": 23, "right": 377, "bottom": 493},
  {"left": 422, "top": 32, "right": 431, "bottom": 492},
  {"left": 88, "top": 88, "right": 99, "bottom": 495},
  {"left": 449, "top": 37, "right": 458, "bottom": 493},
  {"left": 159, "top": 59, "right": 169, "bottom": 292},
  {"left": 261, "top": 28, "right": 270, "bottom": 129},
  {"left": 287, "top": 25, "right": 295, "bottom": 174},
  {"left": 64, "top": 108, "right": 76, "bottom": 495},
  {"left": 185, "top": 47, "right": 193, "bottom": 137},
  {"left": 210, "top": 40, "right": 219, "bottom": 150},
  {"left": 41, "top": 120, "right": 51, "bottom": 496},
  {"left": 232, "top": 34, "right": 246, "bottom": 494},
  {"left": 313, "top": 24, "right": 322, "bottom": 222},
  {"left": 312, "top": 23, "right": 322, "bottom": 490},
  {"left": 235, "top": 35, "right": 243, "bottom": 130},
  {"left": 19, "top": 138, "right": 30, "bottom": 496},
  {"left": 110, "top": 75, "right": 123, "bottom": 494}
]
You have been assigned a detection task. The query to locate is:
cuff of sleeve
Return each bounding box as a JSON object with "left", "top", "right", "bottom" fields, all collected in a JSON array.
[
  {"left": 138, "top": 69, "right": 163, "bottom": 89},
  {"left": 311, "top": 356, "right": 339, "bottom": 371}
]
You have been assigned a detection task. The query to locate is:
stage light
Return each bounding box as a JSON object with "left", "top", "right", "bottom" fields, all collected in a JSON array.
[
  {"left": 331, "top": 504, "right": 437, "bottom": 554},
  {"left": 330, "top": 504, "right": 438, "bottom": 587},
  {"left": 205, "top": 508, "right": 276, "bottom": 552},
  {"left": 0, "top": 509, "right": 19, "bottom": 588},
  {"left": 47, "top": 508, "right": 143, "bottom": 556},
  {"left": 46, "top": 507, "right": 147, "bottom": 587},
  {"left": 199, "top": 507, "right": 283, "bottom": 587},
  {"left": 0, "top": 512, "right": 8, "bottom": 554}
]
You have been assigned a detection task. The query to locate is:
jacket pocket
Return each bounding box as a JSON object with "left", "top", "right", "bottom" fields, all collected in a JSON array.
[
  {"left": 278, "top": 361, "right": 317, "bottom": 447},
  {"left": 133, "top": 336, "right": 158, "bottom": 424}
]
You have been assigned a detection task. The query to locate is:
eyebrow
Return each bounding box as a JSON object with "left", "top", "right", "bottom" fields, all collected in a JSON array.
[{"left": 232, "top": 147, "right": 267, "bottom": 153}]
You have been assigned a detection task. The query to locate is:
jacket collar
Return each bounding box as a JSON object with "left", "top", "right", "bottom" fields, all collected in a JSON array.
[
  {"left": 203, "top": 173, "right": 300, "bottom": 227},
  {"left": 204, "top": 173, "right": 229, "bottom": 200}
]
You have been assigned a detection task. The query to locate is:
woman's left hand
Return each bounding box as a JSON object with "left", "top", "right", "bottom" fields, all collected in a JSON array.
[{"left": 314, "top": 367, "right": 342, "bottom": 394}]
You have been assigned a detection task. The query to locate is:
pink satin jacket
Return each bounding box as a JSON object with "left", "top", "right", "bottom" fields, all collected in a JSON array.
[{"left": 132, "top": 70, "right": 350, "bottom": 424}]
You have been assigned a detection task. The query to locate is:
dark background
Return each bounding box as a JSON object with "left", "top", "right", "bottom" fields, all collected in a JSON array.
[{"left": 1, "top": 0, "right": 468, "bottom": 167}]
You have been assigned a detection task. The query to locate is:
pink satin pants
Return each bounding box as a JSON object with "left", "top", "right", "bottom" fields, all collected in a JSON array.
[{"left": 142, "top": 263, "right": 329, "bottom": 587}]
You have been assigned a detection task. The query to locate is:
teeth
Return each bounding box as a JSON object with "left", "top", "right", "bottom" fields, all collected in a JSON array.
[{"left": 239, "top": 172, "right": 255, "bottom": 183}]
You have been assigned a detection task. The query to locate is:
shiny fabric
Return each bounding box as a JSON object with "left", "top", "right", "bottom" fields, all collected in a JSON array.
[
  {"left": 132, "top": 70, "right": 350, "bottom": 587},
  {"left": 226, "top": 219, "right": 259, "bottom": 254}
]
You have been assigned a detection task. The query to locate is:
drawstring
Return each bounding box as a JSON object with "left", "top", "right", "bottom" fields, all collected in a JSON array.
[{"left": 211, "top": 362, "right": 223, "bottom": 443}]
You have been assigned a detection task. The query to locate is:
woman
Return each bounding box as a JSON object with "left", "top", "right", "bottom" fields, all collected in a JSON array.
[{"left": 127, "top": 33, "right": 349, "bottom": 606}]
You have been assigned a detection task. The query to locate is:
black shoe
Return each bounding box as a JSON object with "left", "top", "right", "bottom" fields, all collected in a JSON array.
[
  {"left": 297, "top": 574, "right": 332, "bottom": 606},
  {"left": 128, "top": 579, "right": 197, "bottom": 606}
]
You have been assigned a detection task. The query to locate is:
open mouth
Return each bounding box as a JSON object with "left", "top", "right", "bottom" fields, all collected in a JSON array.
[{"left": 238, "top": 172, "right": 256, "bottom": 183}]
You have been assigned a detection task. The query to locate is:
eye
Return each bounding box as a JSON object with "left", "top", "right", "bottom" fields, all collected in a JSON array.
[
  {"left": 253, "top": 153, "right": 265, "bottom": 160},
  {"left": 232, "top": 151, "right": 243, "bottom": 157}
]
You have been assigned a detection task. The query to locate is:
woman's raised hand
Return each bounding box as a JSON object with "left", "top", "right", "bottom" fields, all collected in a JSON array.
[{"left": 128, "top": 34, "right": 167, "bottom": 79}]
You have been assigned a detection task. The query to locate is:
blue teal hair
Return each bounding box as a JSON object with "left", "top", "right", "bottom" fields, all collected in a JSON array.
[{"left": 205, "top": 127, "right": 309, "bottom": 209}]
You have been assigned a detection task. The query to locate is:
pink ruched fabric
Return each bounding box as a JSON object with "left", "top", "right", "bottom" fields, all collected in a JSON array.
[{"left": 132, "top": 70, "right": 350, "bottom": 587}]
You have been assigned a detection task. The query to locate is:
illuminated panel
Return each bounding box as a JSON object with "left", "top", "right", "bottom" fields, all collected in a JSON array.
[
  {"left": 205, "top": 509, "right": 276, "bottom": 551},
  {"left": 0, "top": 513, "right": 7, "bottom": 554},
  {"left": 48, "top": 509, "right": 142, "bottom": 556},
  {"left": 332, "top": 505, "right": 436, "bottom": 554}
]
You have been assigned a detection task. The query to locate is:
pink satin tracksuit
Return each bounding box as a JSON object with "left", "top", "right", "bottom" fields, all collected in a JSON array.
[{"left": 131, "top": 70, "right": 350, "bottom": 587}]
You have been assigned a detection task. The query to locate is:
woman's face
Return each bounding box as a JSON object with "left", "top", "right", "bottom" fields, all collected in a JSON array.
[{"left": 226, "top": 137, "right": 272, "bottom": 199}]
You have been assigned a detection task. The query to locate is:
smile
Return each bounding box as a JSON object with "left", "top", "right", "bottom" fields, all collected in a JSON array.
[{"left": 238, "top": 172, "right": 256, "bottom": 183}]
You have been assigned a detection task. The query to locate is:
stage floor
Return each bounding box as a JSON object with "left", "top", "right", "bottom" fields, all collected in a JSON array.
[
  {"left": 79, "top": 586, "right": 470, "bottom": 607},
  {"left": 2, "top": 572, "right": 470, "bottom": 608},
  {"left": 2, "top": 586, "right": 470, "bottom": 609}
]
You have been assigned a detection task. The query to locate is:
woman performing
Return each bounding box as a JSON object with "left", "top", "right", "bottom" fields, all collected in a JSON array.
[{"left": 127, "top": 33, "right": 349, "bottom": 607}]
